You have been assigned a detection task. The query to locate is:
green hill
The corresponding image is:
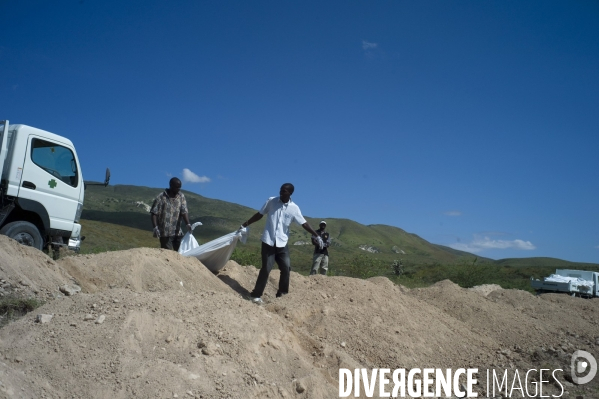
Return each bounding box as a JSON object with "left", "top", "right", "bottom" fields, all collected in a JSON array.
[
  {"left": 79, "top": 184, "right": 599, "bottom": 290},
  {"left": 80, "top": 185, "right": 483, "bottom": 267},
  {"left": 493, "top": 257, "right": 599, "bottom": 268}
]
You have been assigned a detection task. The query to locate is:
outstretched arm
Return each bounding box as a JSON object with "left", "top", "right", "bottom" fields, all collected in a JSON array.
[
  {"left": 301, "top": 222, "right": 318, "bottom": 237},
  {"left": 242, "top": 212, "right": 263, "bottom": 228},
  {"left": 303, "top": 223, "right": 325, "bottom": 249}
]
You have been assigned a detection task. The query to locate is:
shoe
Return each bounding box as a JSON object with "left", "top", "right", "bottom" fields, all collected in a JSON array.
[
  {"left": 276, "top": 291, "right": 287, "bottom": 298},
  {"left": 251, "top": 297, "right": 263, "bottom": 304}
]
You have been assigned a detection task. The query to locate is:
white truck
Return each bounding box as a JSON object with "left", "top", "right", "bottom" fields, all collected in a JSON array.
[
  {"left": 530, "top": 269, "right": 599, "bottom": 298},
  {"left": 0, "top": 120, "right": 109, "bottom": 253}
]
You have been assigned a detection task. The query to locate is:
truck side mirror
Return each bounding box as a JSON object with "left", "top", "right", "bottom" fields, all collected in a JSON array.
[
  {"left": 84, "top": 167, "right": 111, "bottom": 190},
  {"left": 104, "top": 168, "right": 110, "bottom": 187}
]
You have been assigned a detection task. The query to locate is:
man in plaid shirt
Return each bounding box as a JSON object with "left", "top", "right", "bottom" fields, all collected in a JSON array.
[{"left": 150, "top": 177, "right": 192, "bottom": 251}]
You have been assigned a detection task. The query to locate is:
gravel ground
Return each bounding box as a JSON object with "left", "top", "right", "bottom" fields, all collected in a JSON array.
[{"left": 0, "top": 235, "right": 597, "bottom": 398}]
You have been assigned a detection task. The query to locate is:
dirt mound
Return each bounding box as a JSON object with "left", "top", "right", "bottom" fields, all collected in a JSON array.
[
  {"left": 58, "top": 247, "right": 229, "bottom": 295},
  {"left": 0, "top": 238, "right": 598, "bottom": 398},
  {"left": 468, "top": 284, "right": 503, "bottom": 297},
  {"left": 0, "top": 236, "right": 72, "bottom": 299},
  {"left": 410, "top": 280, "right": 598, "bottom": 347}
]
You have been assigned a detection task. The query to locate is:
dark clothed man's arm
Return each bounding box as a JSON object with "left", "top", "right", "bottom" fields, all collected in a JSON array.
[{"left": 150, "top": 197, "right": 161, "bottom": 229}]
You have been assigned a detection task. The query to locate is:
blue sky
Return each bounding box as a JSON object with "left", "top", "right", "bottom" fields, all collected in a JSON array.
[{"left": 1, "top": 1, "right": 598, "bottom": 263}]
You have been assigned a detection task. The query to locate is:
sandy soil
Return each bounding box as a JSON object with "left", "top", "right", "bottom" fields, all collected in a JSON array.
[{"left": 0, "top": 235, "right": 597, "bottom": 398}]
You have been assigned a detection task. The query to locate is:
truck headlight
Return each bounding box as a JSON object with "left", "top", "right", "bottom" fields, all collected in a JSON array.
[{"left": 75, "top": 202, "right": 83, "bottom": 222}]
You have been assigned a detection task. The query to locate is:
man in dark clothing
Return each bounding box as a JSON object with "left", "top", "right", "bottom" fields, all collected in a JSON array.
[
  {"left": 310, "top": 221, "right": 330, "bottom": 275},
  {"left": 150, "top": 177, "right": 192, "bottom": 251}
]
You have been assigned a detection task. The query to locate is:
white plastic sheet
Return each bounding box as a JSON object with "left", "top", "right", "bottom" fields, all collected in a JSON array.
[
  {"left": 545, "top": 274, "right": 594, "bottom": 288},
  {"left": 178, "top": 222, "right": 203, "bottom": 253},
  {"left": 179, "top": 226, "right": 249, "bottom": 273}
]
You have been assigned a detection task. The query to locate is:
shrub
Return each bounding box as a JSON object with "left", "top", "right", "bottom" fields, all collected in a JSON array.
[
  {"left": 0, "top": 296, "right": 44, "bottom": 328},
  {"left": 231, "top": 248, "right": 261, "bottom": 267},
  {"left": 336, "top": 254, "right": 386, "bottom": 279}
]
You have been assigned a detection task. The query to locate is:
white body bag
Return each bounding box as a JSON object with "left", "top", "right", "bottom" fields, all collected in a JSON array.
[{"left": 178, "top": 224, "right": 249, "bottom": 273}]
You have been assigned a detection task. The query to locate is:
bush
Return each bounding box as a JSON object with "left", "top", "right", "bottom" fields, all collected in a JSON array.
[
  {"left": 231, "top": 248, "right": 261, "bottom": 267},
  {"left": 335, "top": 254, "right": 386, "bottom": 279},
  {"left": 0, "top": 296, "right": 44, "bottom": 328},
  {"left": 397, "top": 259, "right": 546, "bottom": 291}
]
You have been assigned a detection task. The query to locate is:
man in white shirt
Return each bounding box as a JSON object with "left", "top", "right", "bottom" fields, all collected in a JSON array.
[{"left": 241, "top": 183, "right": 322, "bottom": 304}]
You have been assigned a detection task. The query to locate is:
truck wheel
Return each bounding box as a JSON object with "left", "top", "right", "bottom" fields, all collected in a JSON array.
[{"left": 0, "top": 221, "right": 44, "bottom": 250}]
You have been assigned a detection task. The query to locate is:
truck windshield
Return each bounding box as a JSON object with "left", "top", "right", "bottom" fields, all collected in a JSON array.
[{"left": 31, "top": 138, "right": 79, "bottom": 188}]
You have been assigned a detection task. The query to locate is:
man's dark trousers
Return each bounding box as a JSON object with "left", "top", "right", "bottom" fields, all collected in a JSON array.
[
  {"left": 251, "top": 242, "right": 291, "bottom": 298},
  {"left": 160, "top": 236, "right": 182, "bottom": 251}
]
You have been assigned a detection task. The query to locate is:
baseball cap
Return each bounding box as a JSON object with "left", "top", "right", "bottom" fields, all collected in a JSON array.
[{"left": 320, "top": 220, "right": 327, "bottom": 225}]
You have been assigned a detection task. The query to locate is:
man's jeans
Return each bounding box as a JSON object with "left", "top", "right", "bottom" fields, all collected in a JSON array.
[
  {"left": 251, "top": 242, "right": 291, "bottom": 298},
  {"left": 310, "top": 253, "right": 329, "bottom": 275},
  {"left": 160, "top": 236, "right": 182, "bottom": 251}
]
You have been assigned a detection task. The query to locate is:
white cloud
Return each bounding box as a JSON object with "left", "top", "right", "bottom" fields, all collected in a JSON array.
[
  {"left": 475, "top": 238, "right": 536, "bottom": 250},
  {"left": 182, "top": 168, "right": 210, "bottom": 184},
  {"left": 362, "top": 40, "right": 378, "bottom": 50},
  {"left": 449, "top": 243, "right": 483, "bottom": 253},
  {"left": 449, "top": 236, "right": 536, "bottom": 254},
  {"left": 444, "top": 211, "right": 462, "bottom": 216}
]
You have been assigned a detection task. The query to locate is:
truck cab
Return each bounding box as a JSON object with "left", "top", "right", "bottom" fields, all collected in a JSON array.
[{"left": 0, "top": 121, "right": 86, "bottom": 252}]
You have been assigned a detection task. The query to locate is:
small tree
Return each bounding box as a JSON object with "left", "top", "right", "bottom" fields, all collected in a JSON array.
[{"left": 392, "top": 259, "right": 404, "bottom": 276}]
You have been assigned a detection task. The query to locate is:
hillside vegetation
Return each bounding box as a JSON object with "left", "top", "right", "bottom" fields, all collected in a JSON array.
[
  {"left": 81, "top": 185, "right": 482, "bottom": 264},
  {"left": 80, "top": 185, "right": 599, "bottom": 291}
]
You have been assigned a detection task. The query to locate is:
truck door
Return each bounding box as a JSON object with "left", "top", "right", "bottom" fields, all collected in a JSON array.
[{"left": 18, "top": 135, "right": 81, "bottom": 233}]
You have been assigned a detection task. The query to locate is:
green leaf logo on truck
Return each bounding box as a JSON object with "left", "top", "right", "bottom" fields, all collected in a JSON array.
[{"left": 48, "top": 179, "right": 57, "bottom": 189}]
